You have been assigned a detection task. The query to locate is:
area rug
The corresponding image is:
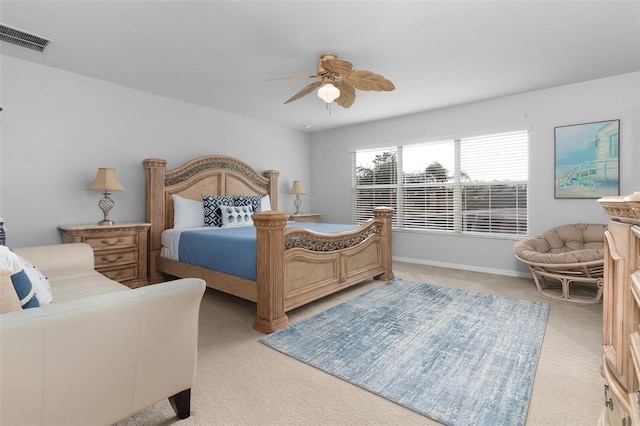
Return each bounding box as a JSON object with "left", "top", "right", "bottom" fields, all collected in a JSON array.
[{"left": 260, "top": 278, "right": 549, "bottom": 426}]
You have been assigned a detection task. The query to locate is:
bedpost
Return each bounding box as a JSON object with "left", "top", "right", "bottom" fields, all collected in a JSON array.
[
  {"left": 263, "top": 170, "right": 279, "bottom": 211},
  {"left": 373, "top": 206, "right": 394, "bottom": 281},
  {"left": 143, "top": 158, "right": 167, "bottom": 284},
  {"left": 252, "top": 211, "right": 289, "bottom": 333}
]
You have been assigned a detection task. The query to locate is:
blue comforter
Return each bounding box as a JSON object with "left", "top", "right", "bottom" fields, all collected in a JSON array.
[{"left": 178, "top": 222, "right": 357, "bottom": 280}]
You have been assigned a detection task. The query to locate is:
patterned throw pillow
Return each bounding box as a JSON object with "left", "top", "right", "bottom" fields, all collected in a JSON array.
[
  {"left": 10, "top": 269, "right": 39, "bottom": 309},
  {"left": 18, "top": 255, "right": 52, "bottom": 305},
  {"left": 233, "top": 195, "right": 262, "bottom": 214},
  {"left": 220, "top": 205, "right": 254, "bottom": 228},
  {"left": 1, "top": 246, "right": 50, "bottom": 308},
  {"left": 202, "top": 194, "right": 233, "bottom": 227}
]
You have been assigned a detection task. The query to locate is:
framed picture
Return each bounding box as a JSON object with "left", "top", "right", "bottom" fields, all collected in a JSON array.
[{"left": 554, "top": 119, "right": 620, "bottom": 199}]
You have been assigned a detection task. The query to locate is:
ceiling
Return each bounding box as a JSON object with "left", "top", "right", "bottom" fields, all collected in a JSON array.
[{"left": 1, "top": 1, "right": 639, "bottom": 133}]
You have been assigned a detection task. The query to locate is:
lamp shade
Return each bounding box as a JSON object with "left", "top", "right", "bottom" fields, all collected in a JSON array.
[
  {"left": 317, "top": 82, "right": 340, "bottom": 103},
  {"left": 88, "top": 168, "right": 126, "bottom": 192},
  {"left": 289, "top": 180, "right": 306, "bottom": 195}
]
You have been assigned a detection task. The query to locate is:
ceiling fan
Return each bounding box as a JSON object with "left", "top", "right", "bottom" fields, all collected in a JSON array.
[{"left": 272, "top": 52, "right": 395, "bottom": 109}]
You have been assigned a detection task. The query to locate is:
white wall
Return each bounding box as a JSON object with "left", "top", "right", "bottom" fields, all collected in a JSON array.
[
  {"left": 0, "top": 56, "right": 311, "bottom": 247},
  {"left": 310, "top": 72, "right": 640, "bottom": 276},
  {"left": 2, "top": 55, "right": 637, "bottom": 276}
]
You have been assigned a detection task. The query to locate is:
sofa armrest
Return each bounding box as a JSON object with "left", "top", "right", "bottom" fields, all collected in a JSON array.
[
  {"left": 13, "top": 243, "right": 96, "bottom": 275},
  {"left": 0, "top": 278, "right": 206, "bottom": 425}
]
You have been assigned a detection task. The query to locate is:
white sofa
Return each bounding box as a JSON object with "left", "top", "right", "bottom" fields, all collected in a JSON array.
[{"left": 0, "top": 243, "right": 206, "bottom": 425}]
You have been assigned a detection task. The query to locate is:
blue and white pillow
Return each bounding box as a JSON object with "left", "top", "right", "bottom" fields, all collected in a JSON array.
[
  {"left": 220, "top": 205, "right": 254, "bottom": 228},
  {"left": 19, "top": 255, "right": 52, "bottom": 305},
  {"left": 10, "top": 269, "right": 39, "bottom": 309},
  {"left": 233, "top": 195, "right": 262, "bottom": 215},
  {"left": 202, "top": 194, "right": 233, "bottom": 227},
  {"left": 1, "top": 246, "right": 52, "bottom": 308}
]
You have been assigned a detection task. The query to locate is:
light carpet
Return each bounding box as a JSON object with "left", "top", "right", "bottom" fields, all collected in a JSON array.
[{"left": 260, "top": 278, "right": 549, "bottom": 426}]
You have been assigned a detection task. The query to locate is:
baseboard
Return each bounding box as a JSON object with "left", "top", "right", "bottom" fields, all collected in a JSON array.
[{"left": 392, "top": 256, "right": 531, "bottom": 279}]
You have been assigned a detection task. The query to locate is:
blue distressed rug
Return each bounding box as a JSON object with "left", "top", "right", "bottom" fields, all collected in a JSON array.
[{"left": 260, "top": 278, "right": 549, "bottom": 426}]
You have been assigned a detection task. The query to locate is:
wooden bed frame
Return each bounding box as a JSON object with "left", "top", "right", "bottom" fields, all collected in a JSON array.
[{"left": 143, "top": 155, "right": 394, "bottom": 333}]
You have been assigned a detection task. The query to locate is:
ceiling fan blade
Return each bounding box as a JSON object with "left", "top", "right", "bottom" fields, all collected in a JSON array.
[
  {"left": 284, "top": 81, "right": 322, "bottom": 104},
  {"left": 320, "top": 58, "right": 353, "bottom": 79},
  {"left": 347, "top": 70, "right": 396, "bottom": 92},
  {"left": 335, "top": 80, "right": 356, "bottom": 108},
  {"left": 268, "top": 75, "right": 318, "bottom": 81}
]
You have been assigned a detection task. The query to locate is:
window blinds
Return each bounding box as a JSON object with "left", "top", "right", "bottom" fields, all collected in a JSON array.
[{"left": 352, "top": 130, "right": 528, "bottom": 237}]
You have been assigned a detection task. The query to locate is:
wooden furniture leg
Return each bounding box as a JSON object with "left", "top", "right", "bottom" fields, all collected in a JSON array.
[{"left": 168, "top": 388, "right": 191, "bottom": 419}]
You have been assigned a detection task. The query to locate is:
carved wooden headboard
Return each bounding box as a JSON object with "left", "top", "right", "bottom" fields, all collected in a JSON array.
[{"left": 143, "top": 155, "right": 279, "bottom": 274}]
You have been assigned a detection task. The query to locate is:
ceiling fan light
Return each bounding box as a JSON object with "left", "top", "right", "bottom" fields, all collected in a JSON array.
[{"left": 317, "top": 82, "right": 340, "bottom": 103}]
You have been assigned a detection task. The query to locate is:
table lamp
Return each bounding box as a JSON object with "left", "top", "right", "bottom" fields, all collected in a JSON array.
[
  {"left": 289, "top": 180, "right": 306, "bottom": 215},
  {"left": 88, "top": 168, "right": 126, "bottom": 225}
]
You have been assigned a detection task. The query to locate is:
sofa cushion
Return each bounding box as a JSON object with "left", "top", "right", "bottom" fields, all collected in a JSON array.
[{"left": 46, "top": 270, "right": 129, "bottom": 303}]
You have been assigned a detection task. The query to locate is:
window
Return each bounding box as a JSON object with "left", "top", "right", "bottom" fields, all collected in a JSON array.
[{"left": 352, "top": 130, "right": 528, "bottom": 237}]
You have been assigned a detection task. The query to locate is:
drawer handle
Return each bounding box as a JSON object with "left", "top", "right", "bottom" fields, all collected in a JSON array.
[
  {"left": 637, "top": 390, "right": 640, "bottom": 410},
  {"left": 107, "top": 271, "right": 122, "bottom": 279},
  {"left": 101, "top": 255, "right": 123, "bottom": 263},
  {"left": 101, "top": 238, "right": 123, "bottom": 246},
  {"left": 604, "top": 384, "right": 614, "bottom": 411}
]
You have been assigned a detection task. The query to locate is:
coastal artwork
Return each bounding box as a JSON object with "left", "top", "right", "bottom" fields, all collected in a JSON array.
[{"left": 554, "top": 120, "right": 620, "bottom": 199}]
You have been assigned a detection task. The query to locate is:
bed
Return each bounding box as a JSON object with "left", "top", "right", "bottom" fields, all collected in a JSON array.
[{"left": 143, "top": 155, "right": 394, "bottom": 333}]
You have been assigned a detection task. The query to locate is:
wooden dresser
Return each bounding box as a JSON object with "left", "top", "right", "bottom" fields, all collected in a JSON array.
[
  {"left": 598, "top": 192, "right": 640, "bottom": 425},
  {"left": 58, "top": 223, "right": 151, "bottom": 288}
]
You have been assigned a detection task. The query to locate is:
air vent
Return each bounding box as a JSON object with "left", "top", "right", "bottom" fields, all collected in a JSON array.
[{"left": 0, "top": 24, "right": 51, "bottom": 52}]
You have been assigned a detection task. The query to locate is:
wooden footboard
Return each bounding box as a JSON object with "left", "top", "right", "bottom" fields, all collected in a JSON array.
[{"left": 253, "top": 207, "right": 393, "bottom": 333}]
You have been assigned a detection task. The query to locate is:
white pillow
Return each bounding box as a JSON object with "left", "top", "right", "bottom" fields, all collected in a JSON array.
[
  {"left": 261, "top": 194, "right": 271, "bottom": 212},
  {"left": 172, "top": 194, "right": 204, "bottom": 228},
  {"left": 220, "top": 204, "right": 254, "bottom": 228}
]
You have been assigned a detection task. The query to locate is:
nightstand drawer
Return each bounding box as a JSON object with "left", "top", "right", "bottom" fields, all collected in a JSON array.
[
  {"left": 83, "top": 234, "right": 138, "bottom": 250},
  {"left": 94, "top": 248, "right": 138, "bottom": 268},
  {"left": 100, "top": 265, "right": 138, "bottom": 283}
]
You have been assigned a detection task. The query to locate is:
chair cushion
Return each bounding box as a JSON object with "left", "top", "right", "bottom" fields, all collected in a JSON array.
[{"left": 514, "top": 223, "right": 605, "bottom": 264}]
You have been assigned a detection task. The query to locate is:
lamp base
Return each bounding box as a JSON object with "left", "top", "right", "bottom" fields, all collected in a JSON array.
[
  {"left": 293, "top": 195, "right": 302, "bottom": 215},
  {"left": 98, "top": 219, "right": 115, "bottom": 226}
]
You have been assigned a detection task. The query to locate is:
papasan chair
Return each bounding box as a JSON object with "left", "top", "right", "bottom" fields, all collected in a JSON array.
[{"left": 513, "top": 223, "right": 606, "bottom": 304}]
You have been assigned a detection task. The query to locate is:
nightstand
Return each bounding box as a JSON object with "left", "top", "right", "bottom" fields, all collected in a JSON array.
[
  {"left": 58, "top": 223, "right": 151, "bottom": 288},
  {"left": 288, "top": 213, "right": 321, "bottom": 223}
]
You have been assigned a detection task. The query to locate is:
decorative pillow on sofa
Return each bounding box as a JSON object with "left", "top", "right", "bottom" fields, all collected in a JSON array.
[
  {"left": 233, "top": 195, "right": 262, "bottom": 214},
  {"left": 8, "top": 269, "right": 39, "bottom": 309},
  {"left": 18, "top": 255, "right": 52, "bottom": 305},
  {"left": 1, "top": 245, "right": 51, "bottom": 309},
  {"left": 202, "top": 194, "right": 233, "bottom": 227},
  {"left": 172, "top": 194, "right": 204, "bottom": 228},
  {"left": 220, "top": 205, "right": 254, "bottom": 228},
  {"left": 1, "top": 275, "right": 23, "bottom": 313}
]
